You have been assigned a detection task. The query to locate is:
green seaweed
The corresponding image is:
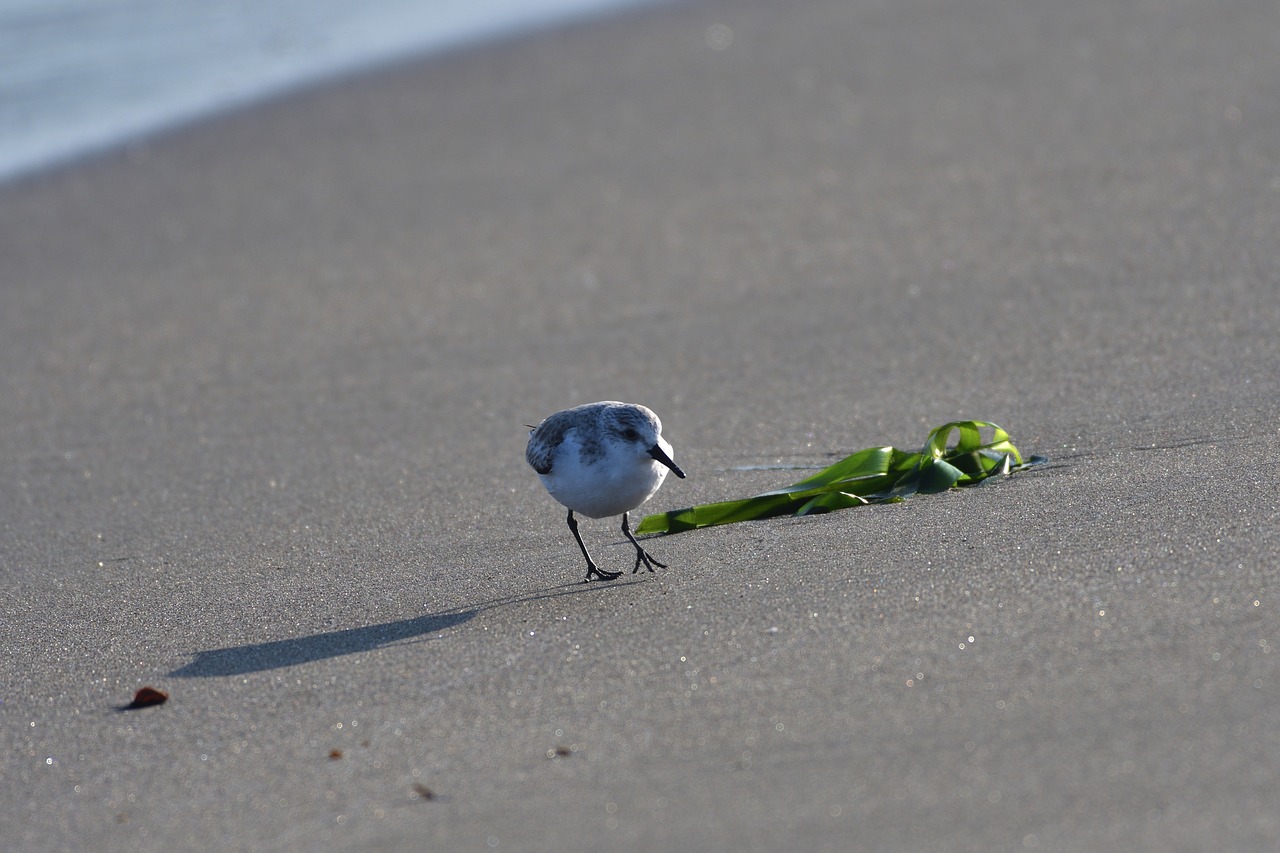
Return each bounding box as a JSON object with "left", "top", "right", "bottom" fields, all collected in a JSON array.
[{"left": 637, "top": 420, "right": 1041, "bottom": 535}]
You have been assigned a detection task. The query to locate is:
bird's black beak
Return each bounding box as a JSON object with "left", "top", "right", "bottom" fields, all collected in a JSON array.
[{"left": 648, "top": 445, "right": 686, "bottom": 479}]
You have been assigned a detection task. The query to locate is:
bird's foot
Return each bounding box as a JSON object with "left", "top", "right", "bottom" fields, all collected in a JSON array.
[
  {"left": 631, "top": 548, "right": 668, "bottom": 574},
  {"left": 621, "top": 511, "right": 667, "bottom": 575},
  {"left": 584, "top": 564, "right": 623, "bottom": 583}
]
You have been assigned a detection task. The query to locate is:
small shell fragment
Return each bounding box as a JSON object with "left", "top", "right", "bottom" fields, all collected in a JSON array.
[{"left": 126, "top": 687, "right": 168, "bottom": 709}]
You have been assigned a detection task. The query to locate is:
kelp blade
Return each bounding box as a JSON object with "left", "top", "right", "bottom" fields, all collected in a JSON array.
[
  {"left": 637, "top": 419, "right": 1035, "bottom": 535},
  {"left": 755, "top": 446, "right": 897, "bottom": 496},
  {"left": 924, "top": 420, "right": 1022, "bottom": 466}
]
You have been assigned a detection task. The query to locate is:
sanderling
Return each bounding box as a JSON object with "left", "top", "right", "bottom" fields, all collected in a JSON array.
[{"left": 526, "top": 401, "right": 686, "bottom": 582}]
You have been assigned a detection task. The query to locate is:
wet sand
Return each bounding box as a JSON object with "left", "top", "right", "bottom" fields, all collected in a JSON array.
[{"left": 3, "top": 0, "right": 1279, "bottom": 849}]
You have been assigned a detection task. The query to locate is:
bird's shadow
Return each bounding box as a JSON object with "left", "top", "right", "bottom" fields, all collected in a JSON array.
[{"left": 167, "top": 579, "right": 641, "bottom": 678}]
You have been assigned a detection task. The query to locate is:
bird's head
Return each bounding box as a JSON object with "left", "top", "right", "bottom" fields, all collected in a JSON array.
[{"left": 608, "top": 404, "right": 686, "bottom": 479}]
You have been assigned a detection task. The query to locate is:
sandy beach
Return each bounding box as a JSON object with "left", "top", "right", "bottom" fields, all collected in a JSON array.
[{"left": 3, "top": 0, "right": 1279, "bottom": 849}]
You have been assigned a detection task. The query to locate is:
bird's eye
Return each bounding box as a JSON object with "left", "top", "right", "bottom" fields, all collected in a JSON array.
[{"left": 622, "top": 428, "right": 640, "bottom": 441}]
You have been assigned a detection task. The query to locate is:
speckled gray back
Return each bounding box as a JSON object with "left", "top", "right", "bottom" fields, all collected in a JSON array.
[{"left": 525, "top": 402, "right": 661, "bottom": 474}]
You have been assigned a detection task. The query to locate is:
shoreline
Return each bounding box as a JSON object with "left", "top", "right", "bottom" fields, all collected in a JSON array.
[{"left": 0, "top": 0, "right": 670, "bottom": 187}]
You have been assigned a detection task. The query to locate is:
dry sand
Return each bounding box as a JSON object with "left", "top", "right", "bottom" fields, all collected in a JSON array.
[{"left": 3, "top": 0, "right": 1279, "bottom": 849}]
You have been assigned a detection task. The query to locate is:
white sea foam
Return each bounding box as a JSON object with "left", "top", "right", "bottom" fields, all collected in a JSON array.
[{"left": 0, "top": 0, "right": 665, "bottom": 184}]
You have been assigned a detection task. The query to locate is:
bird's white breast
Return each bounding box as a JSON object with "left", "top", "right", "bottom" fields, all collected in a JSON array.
[{"left": 540, "top": 428, "right": 669, "bottom": 519}]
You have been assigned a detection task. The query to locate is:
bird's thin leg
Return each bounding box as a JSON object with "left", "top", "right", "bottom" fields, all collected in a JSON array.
[
  {"left": 568, "top": 509, "right": 622, "bottom": 582},
  {"left": 621, "top": 512, "right": 668, "bottom": 574}
]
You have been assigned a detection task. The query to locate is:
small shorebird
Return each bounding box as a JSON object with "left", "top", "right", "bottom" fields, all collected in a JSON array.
[{"left": 526, "top": 401, "right": 685, "bottom": 582}]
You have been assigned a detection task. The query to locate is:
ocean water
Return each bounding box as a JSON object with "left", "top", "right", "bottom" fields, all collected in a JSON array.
[{"left": 0, "top": 0, "right": 660, "bottom": 184}]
